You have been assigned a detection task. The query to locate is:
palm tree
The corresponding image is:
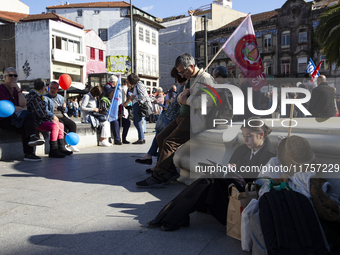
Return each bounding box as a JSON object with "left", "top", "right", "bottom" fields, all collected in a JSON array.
[{"left": 315, "top": 2, "right": 340, "bottom": 67}]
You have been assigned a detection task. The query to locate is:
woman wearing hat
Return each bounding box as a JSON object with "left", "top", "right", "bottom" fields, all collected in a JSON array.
[
  {"left": 258, "top": 135, "right": 319, "bottom": 179},
  {"left": 147, "top": 117, "right": 276, "bottom": 231}
]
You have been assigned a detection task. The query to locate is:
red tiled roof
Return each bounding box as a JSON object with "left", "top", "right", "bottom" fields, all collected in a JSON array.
[
  {"left": 20, "top": 13, "right": 84, "bottom": 29},
  {"left": 0, "top": 10, "right": 28, "bottom": 23},
  {"left": 220, "top": 10, "right": 278, "bottom": 29},
  {"left": 46, "top": 1, "right": 130, "bottom": 9}
]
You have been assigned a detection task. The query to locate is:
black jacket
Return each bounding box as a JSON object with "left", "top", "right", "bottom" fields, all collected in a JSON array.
[
  {"left": 152, "top": 139, "right": 276, "bottom": 227},
  {"left": 309, "top": 82, "right": 336, "bottom": 118}
]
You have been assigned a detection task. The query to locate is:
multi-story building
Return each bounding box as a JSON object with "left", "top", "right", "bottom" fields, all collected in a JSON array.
[
  {"left": 159, "top": 0, "right": 246, "bottom": 91},
  {"left": 0, "top": 10, "right": 28, "bottom": 79},
  {"left": 196, "top": 0, "right": 339, "bottom": 86},
  {"left": 0, "top": 0, "right": 29, "bottom": 14},
  {"left": 15, "top": 13, "right": 87, "bottom": 91},
  {"left": 85, "top": 29, "right": 107, "bottom": 78},
  {"left": 46, "top": 1, "right": 165, "bottom": 92}
]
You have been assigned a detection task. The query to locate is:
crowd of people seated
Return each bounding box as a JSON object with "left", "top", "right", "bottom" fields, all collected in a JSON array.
[{"left": 1, "top": 55, "right": 340, "bottom": 252}]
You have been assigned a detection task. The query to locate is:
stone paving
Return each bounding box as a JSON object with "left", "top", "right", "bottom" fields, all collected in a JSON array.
[{"left": 0, "top": 124, "right": 246, "bottom": 255}]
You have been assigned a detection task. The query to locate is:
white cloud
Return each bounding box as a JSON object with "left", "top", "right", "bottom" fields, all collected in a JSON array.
[{"left": 142, "top": 5, "right": 154, "bottom": 12}]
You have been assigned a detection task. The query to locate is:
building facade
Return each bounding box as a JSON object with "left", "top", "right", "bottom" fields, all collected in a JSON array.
[
  {"left": 159, "top": 0, "right": 246, "bottom": 91},
  {"left": 16, "top": 13, "right": 87, "bottom": 91},
  {"left": 85, "top": 29, "right": 107, "bottom": 78},
  {"left": 195, "top": 0, "right": 339, "bottom": 86},
  {"left": 0, "top": 11, "right": 28, "bottom": 80},
  {"left": 46, "top": 2, "right": 164, "bottom": 92}
]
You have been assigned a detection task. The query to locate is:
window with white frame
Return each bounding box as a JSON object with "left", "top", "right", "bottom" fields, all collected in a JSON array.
[
  {"left": 200, "top": 45, "right": 204, "bottom": 57},
  {"left": 264, "top": 34, "right": 272, "bottom": 51},
  {"left": 152, "top": 32, "right": 156, "bottom": 45},
  {"left": 138, "top": 53, "right": 144, "bottom": 73},
  {"left": 281, "top": 31, "right": 290, "bottom": 46},
  {"left": 145, "top": 30, "right": 150, "bottom": 43},
  {"left": 77, "top": 9, "right": 82, "bottom": 17},
  {"left": 281, "top": 59, "right": 290, "bottom": 74},
  {"left": 62, "top": 38, "right": 68, "bottom": 51},
  {"left": 212, "top": 43, "right": 219, "bottom": 55},
  {"left": 139, "top": 27, "right": 143, "bottom": 41},
  {"left": 152, "top": 57, "right": 156, "bottom": 75},
  {"left": 298, "top": 28, "right": 307, "bottom": 43},
  {"left": 320, "top": 55, "right": 330, "bottom": 71},
  {"left": 146, "top": 56, "right": 150, "bottom": 74},
  {"left": 264, "top": 62, "right": 272, "bottom": 75},
  {"left": 298, "top": 57, "right": 307, "bottom": 73},
  {"left": 52, "top": 35, "right": 80, "bottom": 53}
]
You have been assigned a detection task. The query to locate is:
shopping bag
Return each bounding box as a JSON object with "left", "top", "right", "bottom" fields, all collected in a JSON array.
[{"left": 227, "top": 183, "right": 258, "bottom": 241}]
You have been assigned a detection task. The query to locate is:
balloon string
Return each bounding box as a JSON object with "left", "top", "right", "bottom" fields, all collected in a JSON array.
[{"left": 52, "top": 120, "right": 69, "bottom": 136}]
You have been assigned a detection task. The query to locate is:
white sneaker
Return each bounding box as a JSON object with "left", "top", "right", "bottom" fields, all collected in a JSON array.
[
  {"left": 69, "top": 145, "right": 80, "bottom": 152},
  {"left": 99, "top": 140, "right": 113, "bottom": 147}
]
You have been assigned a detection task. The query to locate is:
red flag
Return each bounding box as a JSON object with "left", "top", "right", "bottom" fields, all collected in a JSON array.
[
  {"left": 222, "top": 13, "right": 266, "bottom": 91},
  {"left": 311, "top": 60, "right": 323, "bottom": 82}
]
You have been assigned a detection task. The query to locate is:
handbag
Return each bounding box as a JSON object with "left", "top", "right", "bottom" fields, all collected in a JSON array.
[
  {"left": 138, "top": 101, "right": 152, "bottom": 117},
  {"left": 125, "top": 104, "right": 133, "bottom": 120},
  {"left": 92, "top": 112, "right": 107, "bottom": 122},
  {"left": 135, "top": 82, "right": 152, "bottom": 117},
  {"left": 10, "top": 110, "right": 30, "bottom": 128},
  {"left": 227, "top": 182, "right": 258, "bottom": 241}
]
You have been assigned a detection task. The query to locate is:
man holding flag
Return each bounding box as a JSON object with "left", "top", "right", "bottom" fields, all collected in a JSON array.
[{"left": 101, "top": 74, "right": 122, "bottom": 145}]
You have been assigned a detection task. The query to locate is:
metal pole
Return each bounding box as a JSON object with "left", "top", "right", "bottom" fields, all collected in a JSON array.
[
  {"left": 204, "top": 15, "right": 208, "bottom": 68},
  {"left": 130, "top": 0, "right": 134, "bottom": 73}
]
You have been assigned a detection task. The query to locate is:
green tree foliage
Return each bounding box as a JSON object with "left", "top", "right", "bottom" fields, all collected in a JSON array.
[{"left": 316, "top": 2, "right": 340, "bottom": 66}]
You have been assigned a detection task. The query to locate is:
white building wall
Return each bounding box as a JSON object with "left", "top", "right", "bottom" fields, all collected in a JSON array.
[
  {"left": 15, "top": 19, "right": 86, "bottom": 89},
  {"left": 0, "top": 0, "right": 29, "bottom": 14},
  {"left": 135, "top": 23, "right": 159, "bottom": 78},
  {"left": 15, "top": 20, "right": 50, "bottom": 81},
  {"left": 159, "top": 16, "right": 196, "bottom": 90},
  {"left": 50, "top": 7, "right": 129, "bottom": 57},
  {"left": 195, "top": 3, "right": 246, "bottom": 32}
]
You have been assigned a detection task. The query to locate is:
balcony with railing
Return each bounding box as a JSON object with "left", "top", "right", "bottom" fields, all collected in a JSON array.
[{"left": 51, "top": 49, "right": 86, "bottom": 66}]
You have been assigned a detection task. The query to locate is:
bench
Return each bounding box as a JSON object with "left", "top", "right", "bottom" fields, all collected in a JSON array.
[
  {"left": 174, "top": 117, "right": 340, "bottom": 195},
  {"left": 0, "top": 122, "right": 98, "bottom": 160}
]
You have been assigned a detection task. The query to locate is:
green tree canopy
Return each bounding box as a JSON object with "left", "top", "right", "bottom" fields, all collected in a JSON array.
[{"left": 315, "top": 2, "right": 340, "bottom": 67}]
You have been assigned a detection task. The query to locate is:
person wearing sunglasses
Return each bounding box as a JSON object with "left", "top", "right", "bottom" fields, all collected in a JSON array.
[{"left": 0, "top": 67, "right": 45, "bottom": 161}]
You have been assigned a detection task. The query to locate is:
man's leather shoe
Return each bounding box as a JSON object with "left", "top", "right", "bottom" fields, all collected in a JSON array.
[
  {"left": 146, "top": 168, "right": 153, "bottom": 174},
  {"left": 135, "top": 158, "right": 152, "bottom": 165},
  {"left": 147, "top": 218, "right": 162, "bottom": 228}
]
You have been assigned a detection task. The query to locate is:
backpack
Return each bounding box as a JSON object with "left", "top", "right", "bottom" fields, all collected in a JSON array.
[
  {"left": 206, "top": 88, "right": 233, "bottom": 129},
  {"left": 259, "top": 189, "right": 330, "bottom": 255}
]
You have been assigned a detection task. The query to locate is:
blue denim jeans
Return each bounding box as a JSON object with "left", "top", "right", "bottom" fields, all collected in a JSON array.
[{"left": 133, "top": 103, "right": 144, "bottom": 140}]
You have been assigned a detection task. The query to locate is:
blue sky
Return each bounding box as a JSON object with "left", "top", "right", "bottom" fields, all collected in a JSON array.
[{"left": 20, "top": 0, "right": 287, "bottom": 18}]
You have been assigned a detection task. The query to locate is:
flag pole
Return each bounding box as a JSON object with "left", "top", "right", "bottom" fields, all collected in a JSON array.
[
  {"left": 202, "top": 13, "right": 251, "bottom": 74},
  {"left": 287, "top": 103, "right": 295, "bottom": 137}
]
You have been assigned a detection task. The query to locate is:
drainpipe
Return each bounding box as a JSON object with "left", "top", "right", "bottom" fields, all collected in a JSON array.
[
  {"left": 204, "top": 15, "right": 208, "bottom": 68},
  {"left": 130, "top": 0, "right": 134, "bottom": 73}
]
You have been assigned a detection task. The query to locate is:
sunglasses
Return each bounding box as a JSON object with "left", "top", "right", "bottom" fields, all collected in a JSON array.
[{"left": 7, "top": 74, "right": 18, "bottom": 78}]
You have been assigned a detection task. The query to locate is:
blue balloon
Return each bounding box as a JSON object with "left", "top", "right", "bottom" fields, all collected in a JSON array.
[
  {"left": 0, "top": 100, "right": 15, "bottom": 117},
  {"left": 65, "top": 132, "right": 80, "bottom": 146}
]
